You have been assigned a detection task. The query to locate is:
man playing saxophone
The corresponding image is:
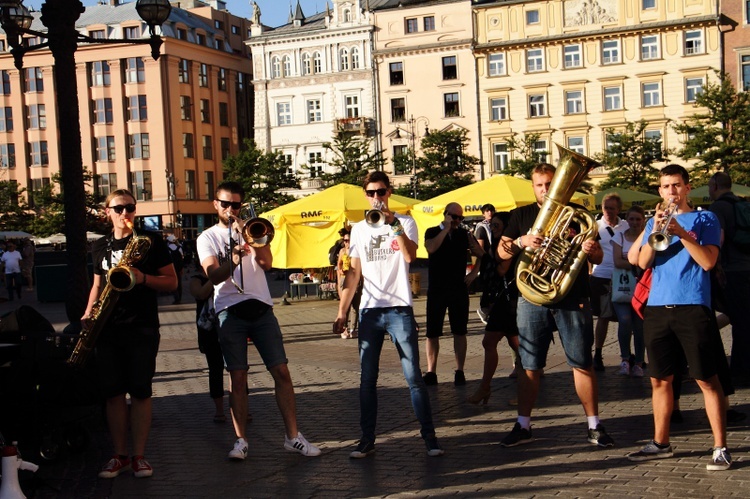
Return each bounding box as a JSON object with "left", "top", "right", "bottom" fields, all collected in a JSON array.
[
  {"left": 84, "top": 189, "right": 177, "bottom": 479},
  {"left": 497, "top": 163, "right": 615, "bottom": 449}
]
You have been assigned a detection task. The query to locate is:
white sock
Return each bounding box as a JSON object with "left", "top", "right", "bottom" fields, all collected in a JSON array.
[
  {"left": 517, "top": 416, "right": 531, "bottom": 430},
  {"left": 587, "top": 416, "right": 600, "bottom": 430}
]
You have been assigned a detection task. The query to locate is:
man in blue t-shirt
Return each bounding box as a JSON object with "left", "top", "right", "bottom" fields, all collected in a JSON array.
[{"left": 627, "top": 164, "right": 731, "bottom": 471}]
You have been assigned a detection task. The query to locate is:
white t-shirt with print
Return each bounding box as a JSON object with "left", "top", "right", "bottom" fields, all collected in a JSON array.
[
  {"left": 196, "top": 224, "right": 273, "bottom": 312},
  {"left": 591, "top": 218, "right": 628, "bottom": 279},
  {"left": 349, "top": 213, "right": 417, "bottom": 310}
]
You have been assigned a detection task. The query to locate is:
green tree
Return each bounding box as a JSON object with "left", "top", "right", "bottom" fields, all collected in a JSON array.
[
  {"left": 0, "top": 180, "right": 31, "bottom": 231},
  {"left": 673, "top": 71, "right": 750, "bottom": 185},
  {"left": 595, "top": 120, "right": 668, "bottom": 192},
  {"left": 394, "top": 128, "right": 478, "bottom": 200},
  {"left": 319, "top": 127, "right": 384, "bottom": 187},
  {"left": 503, "top": 132, "right": 546, "bottom": 179},
  {"left": 223, "top": 138, "right": 300, "bottom": 212}
]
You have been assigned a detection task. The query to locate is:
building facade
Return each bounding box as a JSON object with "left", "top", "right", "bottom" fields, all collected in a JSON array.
[
  {"left": 721, "top": 0, "right": 750, "bottom": 92},
  {"left": 0, "top": 0, "right": 253, "bottom": 239}
]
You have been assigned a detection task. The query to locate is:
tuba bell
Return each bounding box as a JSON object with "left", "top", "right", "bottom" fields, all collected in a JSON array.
[{"left": 515, "top": 144, "right": 599, "bottom": 306}]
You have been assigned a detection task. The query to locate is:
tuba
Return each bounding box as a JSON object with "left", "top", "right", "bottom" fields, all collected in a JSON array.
[
  {"left": 516, "top": 144, "right": 599, "bottom": 306},
  {"left": 67, "top": 222, "right": 151, "bottom": 368}
]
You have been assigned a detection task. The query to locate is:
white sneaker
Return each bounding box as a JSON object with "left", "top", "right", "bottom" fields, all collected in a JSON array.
[
  {"left": 631, "top": 364, "right": 644, "bottom": 377},
  {"left": 617, "top": 361, "right": 630, "bottom": 375},
  {"left": 228, "top": 438, "right": 248, "bottom": 460},
  {"left": 476, "top": 308, "right": 488, "bottom": 325},
  {"left": 284, "top": 432, "right": 321, "bottom": 457}
]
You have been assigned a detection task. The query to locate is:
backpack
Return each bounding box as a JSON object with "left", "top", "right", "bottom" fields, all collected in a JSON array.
[
  {"left": 728, "top": 199, "right": 750, "bottom": 253},
  {"left": 328, "top": 240, "right": 343, "bottom": 266}
]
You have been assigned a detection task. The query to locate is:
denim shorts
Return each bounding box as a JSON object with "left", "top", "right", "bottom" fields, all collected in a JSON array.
[
  {"left": 218, "top": 305, "right": 287, "bottom": 372},
  {"left": 516, "top": 296, "right": 594, "bottom": 370}
]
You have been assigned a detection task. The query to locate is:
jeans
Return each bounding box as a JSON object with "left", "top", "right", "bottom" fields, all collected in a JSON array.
[
  {"left": 5, "top": 272, "right": 21, "bottom": 300},
  {"left": 358, "top": 306, "right": 436, "bottom": 443},
  {"left": 613, "top": 302, "right": 645, "bottom": 364},
  {"left": 724, "top": 270, "right": 750, "bottom": 377},
  {"left": 516, "top": 296, "right": 594, "bottom": 370}
]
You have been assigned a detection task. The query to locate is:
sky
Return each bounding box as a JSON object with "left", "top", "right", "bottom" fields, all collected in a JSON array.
[{"left": 24, "top": 0, "right": 326, "bottom": 30}]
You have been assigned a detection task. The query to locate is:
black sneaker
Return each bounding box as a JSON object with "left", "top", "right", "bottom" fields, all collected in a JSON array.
[
  {"left": 454, "top": 370, "right": 466, "bottom": 386},
  {"left": 349, "top": 439, "right": 375, "bottom": 459},
  {"left": 425, "top": 436, "right": 444, "bottom": 457},
  {"left": 500, "top": 422, "right": 533, "bottom": 447},
  {"left": 627, "top": 440, "right": 673, "bottom": 462},
  {"left": 593, "top": 353, "right": 605, "bottom": 372},
  {"left": 423, "top": 371, "right": 438, "bottom": 386},
  {"left": 587, "top": 424, "right": 614, "bottom": 447}
]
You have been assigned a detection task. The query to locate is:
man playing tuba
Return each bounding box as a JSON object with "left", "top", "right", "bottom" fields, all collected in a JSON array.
[{"left": 497, "top": 163, "right": 615, "bottom": 449}]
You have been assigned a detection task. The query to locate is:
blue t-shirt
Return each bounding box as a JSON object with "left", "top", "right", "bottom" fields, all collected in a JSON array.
[{"left": 640, "top": 210, "right": 720, "bottom": 308}]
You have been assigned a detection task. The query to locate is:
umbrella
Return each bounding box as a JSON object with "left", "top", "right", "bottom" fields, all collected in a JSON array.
[
  {"left": 594, "top": 187, "right": 661, "bottom": 211},
  {"left": 258, "top": 184, "right": 419, "bottom": 269},
  {"left": 688, "top": 184, "right": 750, "bottom": 206},
  {"left": 86, "top": 231, "right": 104, "bottom": 241},
  {"left": 0, "top": 230, "right": 33, "bottom": 240}
]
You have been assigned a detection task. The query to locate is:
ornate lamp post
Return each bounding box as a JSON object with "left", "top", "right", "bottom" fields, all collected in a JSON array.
[
  {"left": 394, "top": 115, "right": 429, "bottom": 199},
  {"left": 0, "top": 0, "right": 171, "bottom": 324}
]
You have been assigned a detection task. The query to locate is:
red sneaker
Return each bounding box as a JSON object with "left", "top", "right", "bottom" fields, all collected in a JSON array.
[
  {"left": 98, "top": 456, "right": 131, "bottom": 478},
  {"left": 132, "top": 455, "right": 153, "bottom": 478}
]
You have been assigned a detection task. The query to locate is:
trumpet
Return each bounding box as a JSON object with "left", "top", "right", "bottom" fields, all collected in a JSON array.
[
  {"left": 229, "top": 203, "right": 274, "bottom": 293},
  {"left": 648, "top": 198, "right": 677, "bottom": 251},
  {"left": 365, "top": 201, "right": 386, "bottom": 228}
]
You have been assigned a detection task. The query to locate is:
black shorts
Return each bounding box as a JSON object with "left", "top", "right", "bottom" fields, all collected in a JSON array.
[
  {"left": 485, "top": 295, "right": 519, "bottom": 336},
  {"left": 589, "top": 276, "right": 616, "bottom": 320},
  {"left": 96, "top": 326, "right": 160, "bottom": 399},
  {"left": 426, "top": 287, "right": 469, "bottom": 338},
  {"left": 643, "top": 305, "right": 720, "bottom": 381}
]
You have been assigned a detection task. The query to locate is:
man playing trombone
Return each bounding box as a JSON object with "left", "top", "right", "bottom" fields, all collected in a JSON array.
[{"left": 197, "top": 181, "right": 321, "bottom": 461}]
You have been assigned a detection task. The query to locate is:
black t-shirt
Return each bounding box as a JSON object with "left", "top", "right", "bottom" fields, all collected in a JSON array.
[
  {"left": 708, "top": 193, "right": 750, "bottom": 271},
  {"left": 503, "top": 203, "right": 591, "bottom": 305},
  {"left": 91, "top": 230, "right": 173, "bottom": 328},
  {"left": 425, "top": 225, "right": 470, "bottom": 290}
]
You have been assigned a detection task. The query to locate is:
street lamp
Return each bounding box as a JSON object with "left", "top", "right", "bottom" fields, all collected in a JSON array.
[
  {"left": 0, "top": 0, "right": 171, "bottom": 324},
  {"left": 394, "top": 115, "right": 429, "bottom": 199}
]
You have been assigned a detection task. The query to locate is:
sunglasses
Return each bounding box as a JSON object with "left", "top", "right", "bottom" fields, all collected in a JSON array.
[
  {"left": 216, "top": 199, "right": 242, "bottom": 210},
  {"left": 343, "top": 239, "right": 350, "bottom": 242},
  {"left": 365, "top": 188, "right": 388, "bottom": 198},
  {"left": 448, "top": 214, "right": 465, "bottom": 221},
  {"left": 110, "top": 203, "right": 136, "bottom": 214}
]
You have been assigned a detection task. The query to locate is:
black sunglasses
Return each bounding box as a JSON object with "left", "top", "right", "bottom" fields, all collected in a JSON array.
[
  {"left": 110, "top": 203, "right": 136, "bottom": 214},
  {"left": 343, "top": 239, "right": 350, "bottom": 242},
  {"left": 216, "top": 199, "right": 242, "bottom": 210},
  {"left": 448, "top": 214, "right": 465, "bottom": 221},
  {"left": 365, "top": 188, "right": 388, "bottom": 198}
]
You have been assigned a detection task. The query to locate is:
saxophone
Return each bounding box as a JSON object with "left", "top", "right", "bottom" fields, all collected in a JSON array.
[
  {"left": 67, "top": 222, "right": 152, "bottom": 369},
  {"left": 516, "top": 144, "right": 599, "bottom": 306}
]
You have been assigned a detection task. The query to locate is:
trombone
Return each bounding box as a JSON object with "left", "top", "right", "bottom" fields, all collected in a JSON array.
[{"left": 228, "top": 203, "right": 275, "bottom": 293}]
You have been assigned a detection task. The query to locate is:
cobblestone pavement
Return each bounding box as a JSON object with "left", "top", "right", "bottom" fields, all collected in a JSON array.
[{"left": 1, "top": 268, "right": 748, "bottom": 498}]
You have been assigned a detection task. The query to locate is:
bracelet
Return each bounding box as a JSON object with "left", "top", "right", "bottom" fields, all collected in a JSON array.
[
  {"left": 515, "top": 237, "right": 524, "bottom": 249},
  {"left": 392, "top": 227, "right": 405, "bottom": 237},
  {"left": 389, "top": 218, "right": 402, "bottom": 228}
]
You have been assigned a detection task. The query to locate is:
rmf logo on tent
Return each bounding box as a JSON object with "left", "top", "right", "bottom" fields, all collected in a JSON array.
[
  {"left": 300, "top": 210, "right": 323, "bottom": 218},
  {"left": 464, "top": 204, "right": 484, "bottom": 214}
]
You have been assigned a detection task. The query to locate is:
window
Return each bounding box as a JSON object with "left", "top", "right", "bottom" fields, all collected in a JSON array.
[
  {"left": 488, "top": 53, "right": 505, "bottom": 76},
  {"left": 641, "top": 35, "right": 659, "bottom": 60},
  {"left": 564, "top": 44, "right": 582, "bottom": 69},
  {"left": 127, "top": 95, "right": 147, "bottom": 121},
  {"left": 29, "top": 141, "right": 48, "bottom": 166},
  {"left": 128, "top": 133, "right": 150, "bottom": 159},
  {"left": 183, "top": 133, "right": 194, "bottom": 158},
  {"left": 96, "top": 173, "right": 117, "bottom": 197},
  {"left": 343, "top": 9, "right": 351, "bottom": 22},
  {"left": 89, "top": 29, "right": 106, "bottom": 39},
  {"left": 684, "top": 30, "right": 704, "bottom": 55},
  {"left": 567, "top": 136, "right": 584, "bottom": 154},
  {"left": 742, "top": 55, "right": 750, "bottom": 91},
  {"left": 391, "top": 98, "right": 406, "bottom": 122},
  {"left": 231, "top": 25, "right": 240, "bottom": 35},
  {"left": 277, "top": 102, "right": 292, "bottom": 125},
  {"left": 130, "top": 170, "right": 152, "bottom": 201},
  {"left": 215, "top": 20, "right": 224, "bottom": 30},
  {"left": 644, "top": 130, "right": 662, "bottom": 142},
  {"left": 302, "top": 53, "right": 311, "bottom": 75},
  {"left": 602, "top": 40, "right": 620, "bottom": 64},
  {"left": 533, "top": 140, "right": 548, "bottom": 162},
  {"left": 93, "top": 98, "right": 112, "bottom": 124},
  {"left": 444, "top": 92, "right": 459, "bottom": 117},
  {"left": 308, "top": 152, "right": 323, "bottom": 177},
  {"left": 392, "top": 145, "right": 409, "bottom": 173},
  {"left": 442, "top": 56, "right": 457, "bottom": 80},
  {"left": 493, "top": 143, "right": 509, "bottom": 171},
  {"left": 526, "top": 10, "right": 539, "bottom": 24},
  {"left": 0, "top": 107, "right": 11, "bottom": 132},
  {"left": 389, "top": 62, "right": 404, "bottom": 85},
  {"left": 124, "top": 26, "right": 140, "bottom": 39},
  {"left": 199, "top": 63, "right": 209, "bottom": 87},
  {"left": 29, "top": 178, "right": 50, "bottom": 208},
  {"left": 202, "top": 135, "right": 213, "bottom": 160},
  {"left": 529, "top": 94, "right": 546, "bottom": 117},
  {"left": 200, "top": 99, "right": 210, "bottom": 123},
  {"left": 604, "top": 86, "right": 622, "bottom": 111},
  {"left": 642, "top": 0, "right": 656, "bottom": 9},
  {"left": 185, "top": 169, "right": 196, "bottom": 199},
  {"left": 180, "top": 96, "right": 192, "bottom": 120},
  {"left": 351, "top": 47, "right": 360, "bottom": 69},
  {"left": 204, "top": 171, "right": 214, "bottom": 200},
  {"left": 685, "top": 77, "right": 704, "bottom": 103},
  {"left": 642, "top": 82, "right": 661, "bottom": 107},
  {"left": 91, "top": 61, "right": 110, "bottom": 86},
  {"left": 219, "top": 102, "right": 229, "bottom": 126},
  {"left": 125, "top": 57, "right": 145, "bottom": 83},
  {"left": 0, "top": 144, "right": 15, "bottom": 169},
  {"left": 218, "top": 68, "right": 227, "bottom": 91},
  {"left": 565, "top": 91, "right": 584, "bottom": 114},
  {"left": 406, "top": 18, "right": 418, "bottom": 33},
  {"left": 0, "top": 71, "right": 10, "bottom": 95},
  {"left": 178, "top": 59, "right": 190, "bottom": 83},
  {"left": 283, "top": 56, "right": 292, "bottom": 77},
  {"left": 424, "top": 16, "right": 435, "bottom": 31},
  {"left": 490, "top": 97, "right": 507, "bottom": 121},
  {"left": 197, "top": 33, "right": 206, "bottom": 46},
  {"left": 307, "top": 99, "right": 322, "bottom": 123},
  {"left": 176, "top": 28, "right": 187, "bottom": 40},
  {"left": 26, "top": 104, "right": 46, "bottom": 129},
  {"left": 526, "top": 49, "right": 544, "bottom": 72},
  {"left": 313, "top": 52, "right": 322, "bottom": 74},
  {"left": 345, "top": 95, "right": 360, "bottom": 118},
  {"left": 96, "top": 136, "right": 116, "bottom": 162},
  {"left": 271, "top": 57, "right": 281, "bottom": 78},
  {"left": 25, "top": 67, "right": 43, "bottom": 92},
  {"left": 220, "top": 137, "right": 230, "bottom": 160},
  {"left": 340, "top": 48, "right": 349, "bottom": 71}
]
